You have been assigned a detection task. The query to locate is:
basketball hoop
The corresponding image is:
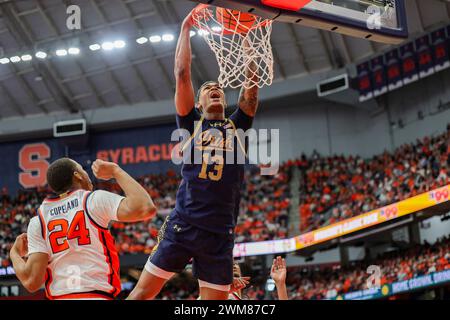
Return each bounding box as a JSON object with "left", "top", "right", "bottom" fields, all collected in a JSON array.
[{"left": 192, "top": 4, "right": 274, "bottom": 89}]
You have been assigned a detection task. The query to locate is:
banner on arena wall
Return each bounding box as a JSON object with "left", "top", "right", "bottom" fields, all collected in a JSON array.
[
  {"left": 91, "top": 124, "right": 178, "bottom": 175},
  {"left": 431, "top": 27, "right": 450, "bottom": 72},
  {"left": 356, "top": 61, "right": 374, "bottom": 102},
  {"left": 415, "top": 35, "right": 435, "bottom": 79},
  {"left": 370, "top": 56, "right": 388, "bottom": 97},
  {"left": 399, "top": 41, "right": 420, "bottom": 85},
  {"left": 233, "top": 238, "right": 297, "bottom": 258},
  {"left": 0, "top": 123, "right": 178, "bottom": 194},
  {"left": 294, "top": 185, "right": 450, "bottom": 250},
  {"left": 385, "top": 49, "right": 404, "bottom": 91},
  {"left": 232, "top": 185, "right": 449, "bottom": 257},
  {"left": 353, "top": 24, "right": 450, "bottom": 100},
  {"left": 332, "top": 269, "right": 450, "bottom": 300}
]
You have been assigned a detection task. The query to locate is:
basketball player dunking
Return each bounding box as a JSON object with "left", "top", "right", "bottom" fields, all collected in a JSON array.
[
  {"left": 128, "top": 8, "right": 259, "bottom": 300},
  {"left": 10, "top": 158, "right": 157, "bottom": 300}
]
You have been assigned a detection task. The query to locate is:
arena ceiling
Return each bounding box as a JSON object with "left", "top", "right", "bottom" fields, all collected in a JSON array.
[{"left": 0, "top": 0, "right": 449, "bottom": 119}]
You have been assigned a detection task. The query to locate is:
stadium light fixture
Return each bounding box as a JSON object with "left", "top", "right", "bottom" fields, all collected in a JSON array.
[
  {"left": 21, "top": 54, "right": 32, "bottom": 61},
  {"left": 113, "top": 40, "right": 126, "bottom": 48},
  {"left": 149, "top": 35, "right": 162, "bottom": 43},
  {"left": 35, "top": 51, "right": 47, "bottom": 59},
  {"left": 101, "top": 42, "right": 114, "bottom": 50},
  {"left": 197, "top": 29, "right": 210, "bottom": 36},
  {"left": 162, "top": 34, "right": 174, "bottom": 42},
  {"left": 56, "top": 49, "right": 68, "bottom": 56},
  {"left": 68, "top": 47, "right": 80, "bottom": 55},
  {"left": 89, "top": 44, "right": 101, "bottom": 51},
  {"left": 0, "top": 32, "right": 193, "bottom": 65},
  {"left": 136, "top": 37, "right": 148, "bottom": 44},
  {"left": 10, "top": 56, "right": 21, "bottom": 63}
]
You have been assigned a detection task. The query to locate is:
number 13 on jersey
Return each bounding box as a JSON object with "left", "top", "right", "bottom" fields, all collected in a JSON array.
[{"left": 198, "top": 153, "right": 224, "bottom": 181}]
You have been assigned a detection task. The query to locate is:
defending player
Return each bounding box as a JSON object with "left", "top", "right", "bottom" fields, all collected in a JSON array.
[
  {"left": 10, "top": 158, "right": 157, "bottom": 300},
  {"left": 229, "top": 263, "right": 250, "bottom": 300},
  {"left": 128, "top": 8, "right": 259, "bottom": 300},
  {"left": 229, "top": 257, "right": 288, "bottom": 300},
  {"left": 199, "top": 256, "right": 288, "bottom": 300}
]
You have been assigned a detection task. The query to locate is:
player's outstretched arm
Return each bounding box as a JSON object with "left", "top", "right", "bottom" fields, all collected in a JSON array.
[
  {"left": 270, "top": 256, "right": 289, "bottom": 300},
  {"left": 238, "top": 42, "right": 259, "bottom": 117},
  {"left": 10, "top": 234, "right": 48, "bottom": 293},
  {"left": 174, "top": 10, "right": 196, "bottom": 116},
  {"left": 92, "top": 159, "right": 156, "bottom": 222}
]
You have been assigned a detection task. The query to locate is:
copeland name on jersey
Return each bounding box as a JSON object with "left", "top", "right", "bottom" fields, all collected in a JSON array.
[
  {"left": 27, "top": 189, "right": 124, "bottom": 300},
  {"left": 175, "top": 107, "right": 253, "bottom": 235},
  {"left": 48, "top": 199, "right": 79, "bottom": 216}
]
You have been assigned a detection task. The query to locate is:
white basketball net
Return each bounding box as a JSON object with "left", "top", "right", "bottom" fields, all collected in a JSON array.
[{"left": 192, "top": 5, "right": 274, "bottom": 89}]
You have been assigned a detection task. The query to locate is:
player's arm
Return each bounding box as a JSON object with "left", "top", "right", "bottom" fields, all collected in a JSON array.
[
  {"left": 270, "top": 256, "right": 289, "bottom": 300},
  {"left": 92, "top": 159, "right": 156, "bottom": 222},
  {"left": 231, "top": 276, "right": 251, "bottom": 292},
  {"left": 10, "top": 234, "right": 48, "bottom": 293},
  {"left": 237, "top": 43, "right": 259, "bottom": 117},
  {"left": 174, "top": 9, "right": 196, "bottom": 116}
]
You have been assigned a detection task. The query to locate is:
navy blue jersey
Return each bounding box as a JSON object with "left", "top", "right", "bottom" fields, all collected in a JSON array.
[{"left": 174, "top": 107, "right": 253, "bottom": 234}]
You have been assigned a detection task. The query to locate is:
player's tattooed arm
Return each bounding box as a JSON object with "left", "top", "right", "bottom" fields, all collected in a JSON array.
[
  {"left": 174, "top": 9, "right": 196, "bottom": 116},
  {"left": 238, "top": 83, "right": 259, "bottom": 117},
  {"left": 238, "top": 42, "right": 259, "bottom": 117}
]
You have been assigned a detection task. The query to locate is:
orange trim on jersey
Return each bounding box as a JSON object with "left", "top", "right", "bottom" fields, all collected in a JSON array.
[
  {"left": 97, "top": 229, "right": 121, "bottom": 296},
  {"left": 82, "top": 190, "right": 91, "bottom": 210},
  {"left": 44, "top": 268, "right": 53, "bottom": 299},
  {"left": 43, "top": 189, "right": 79, "bottom": 203},
  {"left": 49, "top": 292, "right": 114, "bottom": 300},
  {"left": 82, "top": 191, "right": 108, "bottom": 230},
  {"left": 81, "top": 198, "right": 120, "bottom": 297},
  {"left": 37, "top": 208, "right": 46, "bottom": 240}
]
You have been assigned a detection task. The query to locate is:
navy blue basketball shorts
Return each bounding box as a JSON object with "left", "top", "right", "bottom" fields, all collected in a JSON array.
[{"left": 145, "top": 211, "right": 234, "bottom": 291}]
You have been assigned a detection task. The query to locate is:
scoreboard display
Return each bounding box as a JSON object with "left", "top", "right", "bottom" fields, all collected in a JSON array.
[{"left": 355, "top": 25, "right": 450, "bottom": 102}]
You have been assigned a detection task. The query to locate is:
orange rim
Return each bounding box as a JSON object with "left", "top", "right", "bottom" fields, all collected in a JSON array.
[
  {"left": 193, "top": 5, "right": 272, "bottom": 35},
  {"left": 192, "top": 4, "right": 212, "bottom": 29}
]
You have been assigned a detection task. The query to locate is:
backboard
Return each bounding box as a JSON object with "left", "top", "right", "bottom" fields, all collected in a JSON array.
[{"left": 191, "top": 0, "right": 408, "bottom": 44}]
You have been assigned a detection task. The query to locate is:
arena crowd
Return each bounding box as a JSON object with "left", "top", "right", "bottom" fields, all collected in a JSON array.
[
  {"left": 139, "top": 235, "right": 450, "bottom": 300},
  {"left": 1, "top": 126, "right": 449, "bottom": 301}
]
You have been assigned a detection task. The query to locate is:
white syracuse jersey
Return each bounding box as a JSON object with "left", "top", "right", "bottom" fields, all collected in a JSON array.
[{"left": 27, "top": 189, "right": 124, "bottom": 300}]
